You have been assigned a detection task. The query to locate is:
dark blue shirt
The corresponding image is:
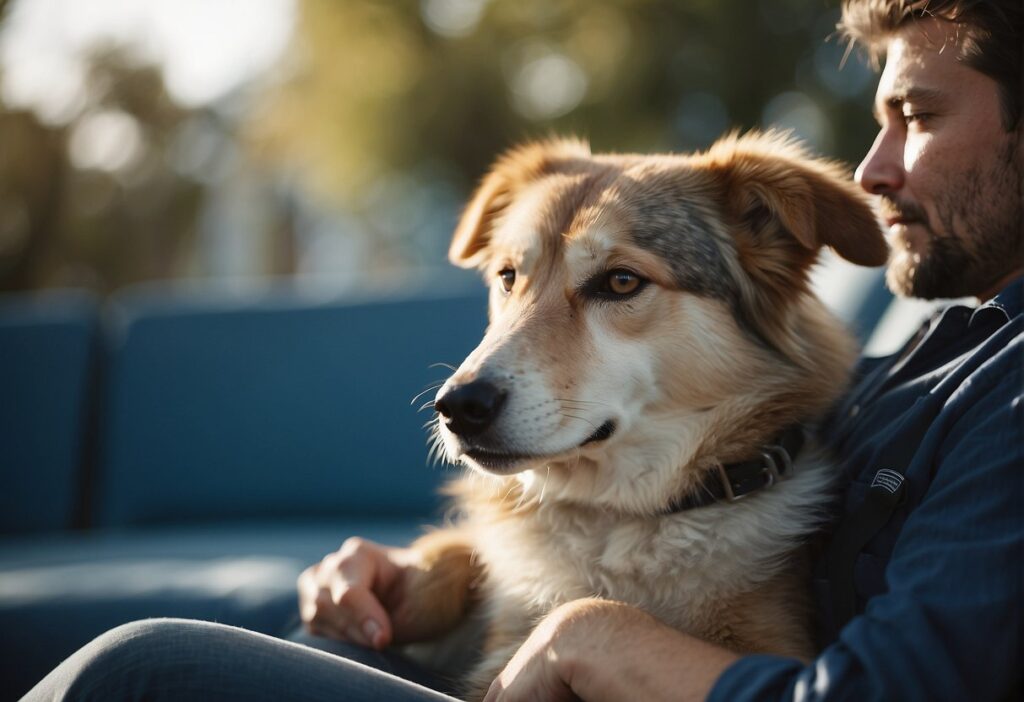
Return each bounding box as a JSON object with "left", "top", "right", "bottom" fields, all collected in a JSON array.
[{"left": 710, "top": 276, "right": 1023, "bottom": 702}]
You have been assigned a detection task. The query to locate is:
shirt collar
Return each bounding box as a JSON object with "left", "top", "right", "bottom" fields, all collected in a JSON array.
[{"left": 971, "top": 275, "right": 1023, "bottom": 324}]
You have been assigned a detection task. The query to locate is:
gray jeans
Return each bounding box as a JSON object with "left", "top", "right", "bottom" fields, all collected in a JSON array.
[{"left": 22, "top": 619, "right": 464, "bottom": 701}]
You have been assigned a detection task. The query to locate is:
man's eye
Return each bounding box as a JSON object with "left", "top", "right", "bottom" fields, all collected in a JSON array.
[
  {"left": 902, "top": 112, "right": 931, "bottom": 125},
  {"left": 498, "top": 268, "right": 516, "bottom": 293}
]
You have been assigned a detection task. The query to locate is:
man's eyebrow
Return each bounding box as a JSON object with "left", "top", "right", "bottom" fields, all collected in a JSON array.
[
  {"left": 887, "top": 87, "right": 945, "bottom": 109},
  {"left": 873, "top": 87, "right": 945, "bottom": 123}
]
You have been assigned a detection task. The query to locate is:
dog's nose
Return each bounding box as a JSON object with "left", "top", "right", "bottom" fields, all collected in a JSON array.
[{"left": 434, "top": 381, "right": 507, "bottom": 437}]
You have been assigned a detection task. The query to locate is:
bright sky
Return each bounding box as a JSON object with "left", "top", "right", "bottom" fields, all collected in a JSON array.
[{"left": 0, "top": 0, "right": 296, "bottom": 123}]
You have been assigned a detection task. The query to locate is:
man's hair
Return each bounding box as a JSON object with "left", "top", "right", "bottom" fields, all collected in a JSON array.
[{"left": 838, "top": 0, "right": 1023, "bottom": 129}]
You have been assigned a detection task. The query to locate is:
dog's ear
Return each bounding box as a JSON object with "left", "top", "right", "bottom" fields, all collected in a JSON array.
[
  {"left": 449, "top": 169, "right": 514, "bottom": 269},
  {"left": 695, "top": 130, "right": 888, "bottom": 277},
  {"left": 449, "top": 138, "right": 591, "bottom": 268},
  {"left": 692, "top": 131, "right": 887, "bottom": 360}
]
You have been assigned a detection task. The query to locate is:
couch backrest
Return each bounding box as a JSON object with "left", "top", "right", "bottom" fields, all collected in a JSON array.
[
  {"left": 93, "top": 287, "right": 488, "bottom": 527},
  {"left": 0, "top": 290, "right": 99, "bottom": 534}
]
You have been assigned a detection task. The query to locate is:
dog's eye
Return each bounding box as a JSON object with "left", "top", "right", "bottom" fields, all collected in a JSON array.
[
  {"left": 606, "top": 269, "right": 641, "bottom": 296},
  {"left": 580, "top": 268, "right": 647, "bottom": 301},
  {"left": 498, "top": 268, "right": 516, "bottom": 293}
]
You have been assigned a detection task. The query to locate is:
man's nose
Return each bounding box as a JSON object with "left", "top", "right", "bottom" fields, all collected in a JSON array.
[
  {"left": 855, "top": 127, "right": 904, "bottom": 195},
  {"left": 434, "top": 380, "right": 508, "bottom": 437}
]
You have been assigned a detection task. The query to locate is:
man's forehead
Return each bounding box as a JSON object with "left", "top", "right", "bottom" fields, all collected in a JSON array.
[{"left": 873, "top": 20, "right": 964, "bottom": 107}]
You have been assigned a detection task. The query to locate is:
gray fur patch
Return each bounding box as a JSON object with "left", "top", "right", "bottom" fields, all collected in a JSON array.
[{"left": 627, "top": 188, "right": 735, "bottom": 300}]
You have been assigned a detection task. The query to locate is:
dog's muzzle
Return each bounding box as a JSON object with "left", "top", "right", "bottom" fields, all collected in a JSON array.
[{"left": 434, "top": 379, "right": 507, "bottom": 437}]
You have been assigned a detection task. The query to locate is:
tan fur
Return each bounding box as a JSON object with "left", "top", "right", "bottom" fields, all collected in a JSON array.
[
  {"left": 711, "top": 558, "right": 817, "bottom": 660},
  {"left": 410, "top": 132, "right": 886, "bottom": 699},
  {"left": 401, "top": 528, "right": 481, "bottom": 640}
]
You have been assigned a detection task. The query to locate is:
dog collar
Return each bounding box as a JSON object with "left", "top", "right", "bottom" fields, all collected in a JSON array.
[{"left": 664, "top": 426, "right": 806, "bottom": 513}]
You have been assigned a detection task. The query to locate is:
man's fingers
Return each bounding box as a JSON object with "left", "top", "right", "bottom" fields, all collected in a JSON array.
[
  {"left": 300, "top": 565, "right": 381, "bottom": 646},
  {"left": 328, "top": 579, "right": 393, "bottom": 649},
  {"left": 331, "top": 538, "right": 383, "bottom": 588},
  {"left": 483, "top": 678, "right": 503, "bottom": 702},
  {"left": 312, "top": 587, "right": 362, "bottom": 642},
  {"left": 297, "top": 566, "right": 322, "bottom": 623},
  {"left": 299, "top": 538, "right": 406, "bottom": 649}
]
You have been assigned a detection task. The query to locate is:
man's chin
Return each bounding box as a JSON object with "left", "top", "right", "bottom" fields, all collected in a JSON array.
[
  {"left": 886, "top": 238, "right": 992, "bottom": 300},
  {"left": 885, "top": 249, "right": 921, "bottom": 298}
]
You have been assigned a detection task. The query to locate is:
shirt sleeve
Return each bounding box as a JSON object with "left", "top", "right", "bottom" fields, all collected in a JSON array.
[{"left": 708, "top": 342, "right": 1023, "bottom": 702}]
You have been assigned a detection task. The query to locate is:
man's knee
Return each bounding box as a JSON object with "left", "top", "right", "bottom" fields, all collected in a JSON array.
[
  {"left": 78, "top": 617, "right": 214, "bottom": 666},
  {"left": 33, "top": 619, "right": 225, "bottom": 701},
  {"left": 89, "top": 617, "right": 200, "bottom": 647}
]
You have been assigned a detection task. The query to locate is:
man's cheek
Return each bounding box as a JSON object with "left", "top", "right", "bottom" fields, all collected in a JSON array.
[{"left": 902, "top": 133, "right": 935, "bottom": 175}]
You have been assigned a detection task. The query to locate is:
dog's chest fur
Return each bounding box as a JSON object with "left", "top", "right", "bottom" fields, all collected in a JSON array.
[{"left": 465, "top": 451, "right": 832, "bottom": 658}]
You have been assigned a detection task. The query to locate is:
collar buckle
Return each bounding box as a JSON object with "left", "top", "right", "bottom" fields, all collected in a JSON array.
[
  {"left": 765, "top": 443, "right": 792, "bottom": 477},
  {"left": 713, "top": 461, "right": 738, "bottom": 501},
  {"left": 756, "top": 450, "right": 782, "bottom": 491},
  {"left": 716, "top": 450, "right": 785, "bottom": 503},
  {"left": 667, "top": 426, "right": 805, "bottom": 514}
]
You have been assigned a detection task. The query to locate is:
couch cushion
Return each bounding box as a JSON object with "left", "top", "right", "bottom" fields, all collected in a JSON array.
[
  {"left": 94, "top": 287, "right": 486, "bottom": 527},
  {"left": 0, "top": 290, "right": 98, "bottom": 534},
  {"left": 0, "top": 520, "right": 424, "bottom": 699}
]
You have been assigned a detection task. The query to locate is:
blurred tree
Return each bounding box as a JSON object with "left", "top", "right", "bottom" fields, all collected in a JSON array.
[
  {"left": 0, "top": 111, "right": 67, "bottom": 290},
  {"left": 248, "top": 0, "right": 876, "bottom": 211},
  {"left": 0, "top": 0, "right": 880, "bottom": 293},
  {"left": 0, "top": 50, "right": 206, "bottom": 291}
]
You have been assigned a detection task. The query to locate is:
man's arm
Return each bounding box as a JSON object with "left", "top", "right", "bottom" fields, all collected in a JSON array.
[
  {"left": 483, "top": 598, "right": 739, "bottom": 702},
  {"left": 710, "top": 346, "right": 1022, "bottom": 702}
]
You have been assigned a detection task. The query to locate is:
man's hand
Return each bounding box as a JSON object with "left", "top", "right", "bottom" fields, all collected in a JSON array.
[
  {"left": 483, "top": 598, "right": 741, "bottom": 702},
  {"left": 297, "top": 537, "right": 420, "bottom": 650}
]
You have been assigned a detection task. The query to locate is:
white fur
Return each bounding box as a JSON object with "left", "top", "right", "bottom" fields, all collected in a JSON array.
[{"left": 477, "top": 446, "right": 832, "bottom": 625}]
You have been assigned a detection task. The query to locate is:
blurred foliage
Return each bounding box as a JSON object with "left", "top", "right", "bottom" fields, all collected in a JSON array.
[
  {"left": 0, "top": 51, "right": 204, "bottom": 291},
  {"left": 0, "top": 0, "right": 879, "bottom": 294},
  {"left": 250, "top": 0, "right": 876, "bottom": 206}
]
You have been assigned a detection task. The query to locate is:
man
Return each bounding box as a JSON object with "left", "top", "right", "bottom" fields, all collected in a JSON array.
[{"left": 23, "top": 1, "right": 1022, "bottom": 700}]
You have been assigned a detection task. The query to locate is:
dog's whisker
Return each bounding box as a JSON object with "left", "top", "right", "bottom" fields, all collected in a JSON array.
[
  {"left": 426, "top": 429, "right": 448, "bottom": 467},
  {"left": 553, "top": 398, "right": 613, "bottom": 407},
  {"left": 512, "top": 482, "right": 528, "bottom": 512},
  {"left": 428, "top": 362, "right": 458, "bottom": 372},
  {"left": 410, "top": 382, "right": 445, "bottom": 406},
  {"left": 538, "top": 465, "right": 551, "bottom": 505},
  {"left": 559, "top": 412, "right": 600, "bottom": 433},
  {"left": 427, "top": 430, "right": 454, "bottom": 468},
  {"left": 559, "top": 405, "right": 598, "bottom": 415},
  {"left": 418, "top": 400, "right": 437, "bottom": 413},
  {"left": 557, "top": 401, "right": 593, "bottom": 410}
]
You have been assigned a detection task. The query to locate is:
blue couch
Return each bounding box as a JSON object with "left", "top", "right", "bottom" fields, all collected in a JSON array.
[{"left": 0, "top": 282, "right": 487, "bottom": 700}]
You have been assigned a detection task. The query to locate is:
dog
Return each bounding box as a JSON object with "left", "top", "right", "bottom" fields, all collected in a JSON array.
[{"left": 402, "top": 131, "right": 887, "bottom": 699}]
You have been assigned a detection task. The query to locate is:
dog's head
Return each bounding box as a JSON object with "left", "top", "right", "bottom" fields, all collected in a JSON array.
[{"left": 434, "top": 132, "right": 886, "bottom": 513}]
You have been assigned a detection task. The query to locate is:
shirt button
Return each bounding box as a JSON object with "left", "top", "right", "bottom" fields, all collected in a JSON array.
[{"left": 849, "top": 404, "right": 860, "bottom": 418}]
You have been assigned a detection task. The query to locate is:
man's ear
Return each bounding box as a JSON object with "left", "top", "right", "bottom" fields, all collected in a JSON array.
[
  {"left": 695, "top": 130, "right": 888, "bottom": 277},
  {"left": 449, "top": 138, "right": 591, "bottom": 269}
]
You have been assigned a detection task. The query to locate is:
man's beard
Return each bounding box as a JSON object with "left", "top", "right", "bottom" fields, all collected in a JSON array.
[{"left": 885, "top": 136, "right": 1023, "bottom": 300}]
